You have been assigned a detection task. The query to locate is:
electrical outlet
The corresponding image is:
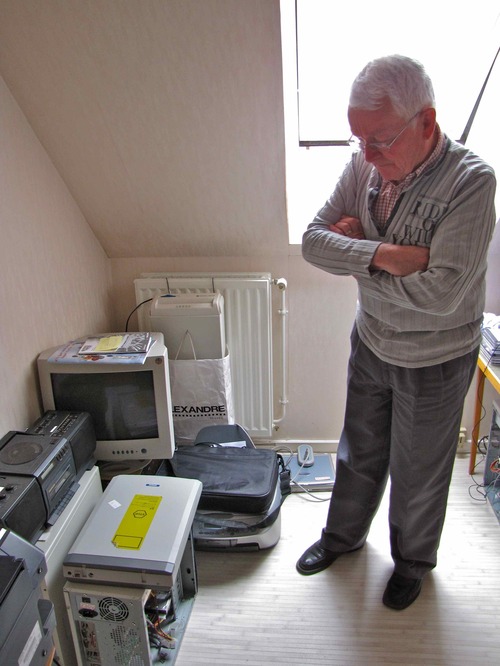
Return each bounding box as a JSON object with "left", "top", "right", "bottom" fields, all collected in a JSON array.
[{"left": 457, "top": 427, "right": 468, "bottom": 454}]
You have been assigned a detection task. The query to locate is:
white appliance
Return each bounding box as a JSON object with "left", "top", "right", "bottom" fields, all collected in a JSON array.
[
  {"left": 149, "top": 292, "right": 225, "bottom": 359},
  {"left": 63, "top": 475, "right": 202, "bottom": 665},
  {"left": 134, "top": 272, "right": 288, "bottom": 439},
  {"left": 37, "top": 466, "right": 103, "bottom": 666}
]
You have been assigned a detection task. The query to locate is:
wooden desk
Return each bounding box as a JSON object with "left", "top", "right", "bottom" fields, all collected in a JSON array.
[{"left": 469, "top": 353, "right": 500, "bottom": 473}]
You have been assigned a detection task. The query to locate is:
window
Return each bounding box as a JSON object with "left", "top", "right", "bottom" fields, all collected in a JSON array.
[{"left": 282, "top": 0, "right": 500, "bottom": 244}]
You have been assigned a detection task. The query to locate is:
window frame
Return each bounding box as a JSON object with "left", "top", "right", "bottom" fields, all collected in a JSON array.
[{"left": 282, "top": 0, "right": 500, "bottom": 245}]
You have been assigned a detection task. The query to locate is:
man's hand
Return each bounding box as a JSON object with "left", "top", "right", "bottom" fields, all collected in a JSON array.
[
  {"left": 330, "top": 215, "right": 365, "bottom": 240},
  {"left": 329, "top": 216, "right": 430, "bottom": 276},
  {"left": 371, "top": 244, "right": 430, "bottom": 276}
]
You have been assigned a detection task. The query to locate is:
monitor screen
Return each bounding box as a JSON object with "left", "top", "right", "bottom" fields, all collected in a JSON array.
[
  {"left": 37, "top": 334, "right": 175, "bottom": 462},
  {"left": 50, "top": 371, "right": 158, "bottom": 441}
]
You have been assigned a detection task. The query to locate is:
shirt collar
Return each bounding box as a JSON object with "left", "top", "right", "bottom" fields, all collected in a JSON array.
[{"left": 381, "top": 126, "right": 446, "bottom": 193}]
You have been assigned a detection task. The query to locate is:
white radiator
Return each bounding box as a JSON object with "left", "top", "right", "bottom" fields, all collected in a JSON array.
[{"left": 134, "top": 272, "right": 287, "bottom": 440}]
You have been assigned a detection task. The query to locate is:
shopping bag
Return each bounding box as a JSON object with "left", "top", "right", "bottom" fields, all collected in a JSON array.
[{"left": 168, "top": 331, "right": 234, "bottom": 444}]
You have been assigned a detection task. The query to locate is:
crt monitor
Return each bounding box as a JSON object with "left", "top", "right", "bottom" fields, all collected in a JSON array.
[{"left": 37, "top": 333, "right": 175, "bottom": 462}]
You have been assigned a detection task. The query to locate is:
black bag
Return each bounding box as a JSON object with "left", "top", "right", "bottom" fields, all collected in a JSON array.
[{"left": 168, "top": 445, "right": 290, "bottom": 514}]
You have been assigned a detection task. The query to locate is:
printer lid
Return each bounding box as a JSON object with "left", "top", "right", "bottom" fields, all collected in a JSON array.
[{"left": 64, "top": 475, "right": 201, "bottom": 575}]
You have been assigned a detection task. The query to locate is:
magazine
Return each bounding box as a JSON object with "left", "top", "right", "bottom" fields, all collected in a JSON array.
[
  {"left": 48, "top": 341, "right": 148, "bottom": 365},
  {"left": 78, "top": 332, "right": 152, "bottom": 355}
]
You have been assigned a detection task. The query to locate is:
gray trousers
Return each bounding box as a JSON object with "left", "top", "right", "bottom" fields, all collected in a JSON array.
[{"left": 321, "top": 325, "right": 478, "bottom": 578}]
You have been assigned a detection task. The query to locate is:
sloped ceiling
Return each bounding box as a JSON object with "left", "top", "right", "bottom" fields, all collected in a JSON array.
[{"left": 0, "top": 0, "right": 288, "bottom": 257}]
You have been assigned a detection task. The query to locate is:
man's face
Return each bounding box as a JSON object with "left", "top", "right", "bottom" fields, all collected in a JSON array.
[{"left": 348, "top": 98, "right": 435, "bottom": 183}]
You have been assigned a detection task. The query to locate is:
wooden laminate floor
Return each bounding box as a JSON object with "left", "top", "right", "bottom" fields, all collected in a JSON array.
[{"left": 177, "top": 455, "right": 500, "bottom": 666}]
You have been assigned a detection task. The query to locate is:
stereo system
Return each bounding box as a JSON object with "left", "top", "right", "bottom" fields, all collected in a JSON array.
[
  {"left": 0, "top": 411, "right": 96, "bottom": 543},
  {"left": 27, "top": 410, "right": 96, "bottom": 479}
]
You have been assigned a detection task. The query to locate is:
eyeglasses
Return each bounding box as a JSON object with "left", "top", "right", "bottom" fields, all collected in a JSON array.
[{"left": 351, "top": 111, "right": 421, "bottom": 152}]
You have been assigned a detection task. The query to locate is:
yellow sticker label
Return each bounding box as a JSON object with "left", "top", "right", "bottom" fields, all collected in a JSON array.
[
  {"left": 112, "top": 494, "right": 162, "bottom": 550},
  {"left": 94, "top": 335, "right": 124, "bottom": 352}
]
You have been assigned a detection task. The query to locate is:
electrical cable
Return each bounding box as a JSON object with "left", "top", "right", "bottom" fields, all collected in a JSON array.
[
  {"left": 271, "top": 444, "right": 332, "bottom": 502},
  {"left": 468, "top": 435, "right": 491, "bottom": 502},
  {"left": 125, "top": 297, "right": 153, "bottom": 331},
  {"left": 125, "top": 293, "right": 175, "bottom": 331},
  {"left": 294, "top": 482, "right": 332, "bottom": 502}
]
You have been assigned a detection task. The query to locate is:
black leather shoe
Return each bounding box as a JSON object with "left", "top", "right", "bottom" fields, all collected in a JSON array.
[
  {"left": 296, "top": 540, "right": 340, "bottom": 575},
  {"left": 382, "top": 572, "right": 423, "bottom": 610}
]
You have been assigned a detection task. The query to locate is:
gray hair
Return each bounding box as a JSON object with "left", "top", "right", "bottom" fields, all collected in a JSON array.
[{"left": 349, "top": 55, "right": 436, "bottom": 120}]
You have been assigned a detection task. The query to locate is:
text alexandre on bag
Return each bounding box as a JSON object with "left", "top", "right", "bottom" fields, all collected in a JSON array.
[{"left": 172, "top": 405, "right": 227, "bottom": 415}]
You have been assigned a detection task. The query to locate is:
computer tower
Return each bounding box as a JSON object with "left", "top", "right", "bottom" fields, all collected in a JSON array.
[
  {"left": 0, "top": 529, "right": 56, "bottom": 666},
  {"left": 38, "top": 466, "right": 103, "bottom": 666},
  {"left": 63, "top": 475, "right": 201, "bottom": 664},
  {"left": 64, "top": 582, "right": 152, "bottom": 665}
]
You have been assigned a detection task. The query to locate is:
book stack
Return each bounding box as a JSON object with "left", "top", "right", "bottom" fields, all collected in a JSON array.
[
  {"left": 48, "top": 333, "right": 153, "bottom": 364},
  {"left": 78, "top": 332, "right": 153, "bottom": 356},
  {"left": 480, "top": 322, "right": 500, "bottom": 365}
]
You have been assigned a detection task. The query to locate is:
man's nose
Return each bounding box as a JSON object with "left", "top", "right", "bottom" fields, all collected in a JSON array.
[{"left": 363, "top": 144, "right": 382, "bottom": 162}]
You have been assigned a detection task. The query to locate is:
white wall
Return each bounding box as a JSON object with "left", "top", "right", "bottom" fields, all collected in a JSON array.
[
  {"left": 0, "top": 0, "right": 289, "bottom": 259},
  {"left": 0, "top": 75, "right": 113, "bottom": 433}
]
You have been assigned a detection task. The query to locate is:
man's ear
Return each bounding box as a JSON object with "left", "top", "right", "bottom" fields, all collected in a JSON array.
[{"left": 421, "top": 107, "right": 437, "bottom": 139}]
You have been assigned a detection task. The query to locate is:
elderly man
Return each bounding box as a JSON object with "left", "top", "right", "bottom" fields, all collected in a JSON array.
[{"left": 298, "top": 55, "right": 496, "bottom": 610}]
